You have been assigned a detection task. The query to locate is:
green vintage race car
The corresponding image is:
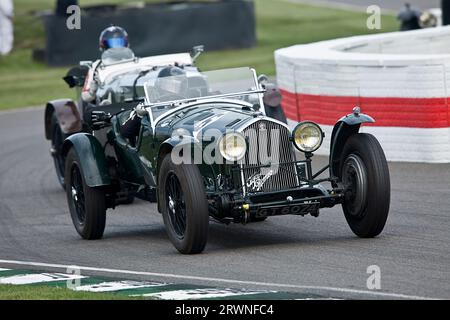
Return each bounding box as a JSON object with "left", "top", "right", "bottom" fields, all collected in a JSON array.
[{"left": 55, "top": 65, "right": 390, "bottom": 254}]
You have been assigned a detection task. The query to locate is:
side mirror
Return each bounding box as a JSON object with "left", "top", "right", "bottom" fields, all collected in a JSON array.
[
  {"left": 63, "top": 75, "right": 78, "bottom": 88},
  {"left": 63, "top": 65, "right": 89, "bottom": 88},
  {"left": 191, "top": 45, "right": 205, "bottom": 63},
  {"left": 258, "top": 74, "right": 269, "bottom": 85}
]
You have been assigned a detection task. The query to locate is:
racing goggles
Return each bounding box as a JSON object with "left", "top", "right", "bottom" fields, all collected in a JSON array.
[{"left": 106, "top": 37, "right": 127, "bottom": 49}]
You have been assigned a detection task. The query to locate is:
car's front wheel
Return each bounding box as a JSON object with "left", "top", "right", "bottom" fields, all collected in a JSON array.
[
  {"left": 340, "top": 133, "right": 390, "bottom": 238},
  {"left": 65, "top": 148, "right": 106, "bottom": 240},
  {"left": 158, "top": 154, "right": 209, "bottom": 254}
]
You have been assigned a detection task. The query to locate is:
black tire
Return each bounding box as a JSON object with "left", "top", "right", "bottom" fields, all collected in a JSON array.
[
  {"left": 158, "top": 154, "right": 209, "bottom": 254},
  {"left": 65, "top": 148, "right": 106, "bottom": 240},
  {"left": 51, "top": 115, "right": 66, "bottom": 189},
  {"left": 340, "top": 133, "right": 390, "bottom": 238}
]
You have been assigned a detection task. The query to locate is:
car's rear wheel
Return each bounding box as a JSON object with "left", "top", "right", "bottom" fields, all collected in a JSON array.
[
  {"left": 51, "top": 115, "right": 66, "bottom": 189},
  {"left": 159, "top": 154, "right": 209, "bottom": 254},
  {"left": 340, "top": 133, "right": 390, "bottom": 238},
  {"left": 65, "top": 148, "right": 106, "bottom": 240}
]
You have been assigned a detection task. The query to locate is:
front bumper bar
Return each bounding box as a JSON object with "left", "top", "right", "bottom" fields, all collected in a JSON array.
[{"left": 240, "top": 192, "right": 344, "bottom": 218}]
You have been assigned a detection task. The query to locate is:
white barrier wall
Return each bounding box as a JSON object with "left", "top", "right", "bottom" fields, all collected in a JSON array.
[{"left": 275, "top": 27, "right": 450, "bottom": 163}]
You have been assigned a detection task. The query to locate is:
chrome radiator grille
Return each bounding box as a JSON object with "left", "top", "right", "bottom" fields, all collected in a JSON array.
[{"left": 240, "top": 120, "right": 298, "bottom": 194}]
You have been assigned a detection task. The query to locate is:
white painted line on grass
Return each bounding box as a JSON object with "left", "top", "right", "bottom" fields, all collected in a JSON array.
[
  {"left": 0, "top": 272, "right": 85, "bottom": 285},
  {"left": 139, "top": 288, "right": 274, "bottom": 300},
  {"left": 0, "top": 268, "right": 10, "bottom": 271},
  {"left": 74, "top": 280, "right": 168, "bottom": 293},
  {"left": 0, "top": 259, "right": 440, "bottom": 300}
]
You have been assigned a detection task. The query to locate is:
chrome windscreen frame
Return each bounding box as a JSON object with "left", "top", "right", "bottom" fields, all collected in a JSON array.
[{"left": 142, "top": 68, "right": 266, "bottom": 131}]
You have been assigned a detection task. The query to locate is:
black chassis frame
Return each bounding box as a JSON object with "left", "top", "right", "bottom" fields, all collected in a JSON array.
[{"left": 205, "top": 153, "right": 344, "bottom": 224}]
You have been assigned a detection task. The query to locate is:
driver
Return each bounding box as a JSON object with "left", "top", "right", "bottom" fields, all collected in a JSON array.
[{"left": 82, "top": 25, "right": 134, "bottom": 103}]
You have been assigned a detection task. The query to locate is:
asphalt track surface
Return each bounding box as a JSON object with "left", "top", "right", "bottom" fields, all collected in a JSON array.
[{"left": 0, "top": 107, "right": 449, "bottom": 299}]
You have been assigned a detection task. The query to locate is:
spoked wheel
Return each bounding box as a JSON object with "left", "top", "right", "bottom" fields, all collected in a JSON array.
[
  {"left": 340, "top": 133, "right": 390, "bottom": 238},
  {"left": 70, "top": 164, "right": 86, "bottom": 225},
  {"left": 159, "top": 154, "right": 209, "bottom": 254},
  {"left": 65, "top": 148, "right": 106, "bottom": 240},
  {"left": 51, "top": 115, "right": 66, "bottom": 189},
  {"left": 165, "top": 173, "right": 187, "bottom": 238},
  {"left": 342, "top": 154, "right": 368, "bottom": 219}
]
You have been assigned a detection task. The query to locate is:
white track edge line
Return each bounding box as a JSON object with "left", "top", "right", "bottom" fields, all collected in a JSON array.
[{"left": 0, "top": 259, "right": 440, "bottom": 300}]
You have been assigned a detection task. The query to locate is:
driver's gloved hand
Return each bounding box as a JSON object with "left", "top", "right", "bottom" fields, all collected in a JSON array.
[{"left": 82, "top": 79, "right": 99, "bottom": 102}]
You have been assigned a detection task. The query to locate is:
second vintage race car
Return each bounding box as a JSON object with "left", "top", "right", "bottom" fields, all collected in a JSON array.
[
  {"left": 44, "top": 50, "right": 390, "bottom": 254},
  {"left": 44, "top": 47, "right": 286, "bottom": 190}
]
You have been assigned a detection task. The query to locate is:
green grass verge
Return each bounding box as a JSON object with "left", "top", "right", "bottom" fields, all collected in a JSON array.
[
  {"left": 0, "top": 0, "right": 398, "bottom": 110},
  {"left": 0, "top": 284, "right": 138, "bottom": 300}
]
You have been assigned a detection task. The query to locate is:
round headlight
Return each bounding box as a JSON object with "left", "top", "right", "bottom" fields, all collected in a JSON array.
[
  {"left": 218, "top": 132, "right": 247, "bottom": 162},
  {"left": 292, "top": 121, "right": 324, "bottom": 153}
]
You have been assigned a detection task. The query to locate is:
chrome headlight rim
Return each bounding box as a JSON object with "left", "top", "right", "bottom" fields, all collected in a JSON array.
[
  {"left": 218, "top": 132, "right": 247, "bottom": 162},
  {"left": 292, "top": 121, "right": 324, "bottom": 153}
]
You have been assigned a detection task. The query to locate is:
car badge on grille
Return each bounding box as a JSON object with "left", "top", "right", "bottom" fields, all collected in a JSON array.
[
  {"left": 246, "top": 169, "right": 274, "bottom": 191},
  {"left": 259, "top": 122, "right": 267, "bottom": 131}
]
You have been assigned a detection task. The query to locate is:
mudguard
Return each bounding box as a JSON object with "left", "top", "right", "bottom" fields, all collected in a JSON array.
[
  {"left": 44, "top": 99, "right": 82, "bottom": 140},
  {"left": 157, "top": 136, "right": 206, "bottom": 173},
  {"left": 329, "top": 111, "right": 375, "bottom": 179},
  {"left": 61, "top": 133, "right": 111, "bottom": 187}
]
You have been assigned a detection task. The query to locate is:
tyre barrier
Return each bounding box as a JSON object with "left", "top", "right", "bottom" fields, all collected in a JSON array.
[{"left": 275, "top": 27, "right": 450, "bottom": 163}]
